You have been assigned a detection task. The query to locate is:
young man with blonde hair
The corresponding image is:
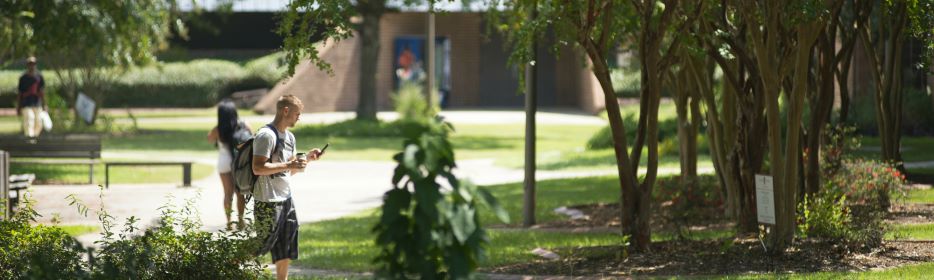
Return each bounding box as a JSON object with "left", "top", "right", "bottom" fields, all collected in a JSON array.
[{"left": 252, "top": 95, "right": 321, "bottom": 280}]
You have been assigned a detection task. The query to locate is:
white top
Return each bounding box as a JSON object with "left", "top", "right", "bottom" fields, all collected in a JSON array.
[
  {"left": 216, "top": 141, "right": 233, "bottom": 173},
  {"left": 252, "top": 125, "right": 295, "bottom": 202}
]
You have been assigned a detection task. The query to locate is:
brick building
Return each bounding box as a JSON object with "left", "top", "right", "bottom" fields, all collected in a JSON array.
[{"left": 253, "top": 12, "right": 606, "bottom": 114}]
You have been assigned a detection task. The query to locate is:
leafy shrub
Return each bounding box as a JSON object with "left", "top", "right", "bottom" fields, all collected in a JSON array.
[
  {"left": 243, "top": 52, "right": 287, "bottom": 86},
  {"left": 797, "top": 192, "right": 851, "bottom": 241},
  {"left": 0, "top": 192, "right": 265, "bottom": 279},
  {"left": 373, "top": 117, "right": 508, "bottom": 279},
  {"left": 0, "top": 53, "right": 286, "bottom": 108},
  {"left": 797, "top": 189, "right": 887, "bottom": 249},
  {"left": 653, "top": 174, "right": 722, "bottom": 209},
  {"left": 586, "top": 113, "right": 637, "bottom": 150},
  {"left": 587, "top": 114, "right": 705, "bottom": 154},
  {"left": 87, "top": 197, "right": 265, "bottom": 279},
  {"left": 610, "top": 67, "right": 641, "bottom": 97},
  {"left": 825, "top": 159, "right": 906, "bottom": 210},
  {"left": 0, "top": 200, "right": 89, "bottom": 280},
  {"left": 107, "top": 59, "right": 246, "bottom": 107},
  {"left": 822, "top": 125, "right": 906, "bottom": 210},
  {"left": 798, "top": 125, "right": 905, "bottom": 248},
  {"left": 392, "top": 83, "right": 438, "bottom": 123}
]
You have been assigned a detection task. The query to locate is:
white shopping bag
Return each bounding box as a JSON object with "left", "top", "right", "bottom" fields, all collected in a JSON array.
[{"left": 39, "top": 110, "right": 53, "bottom": 131}]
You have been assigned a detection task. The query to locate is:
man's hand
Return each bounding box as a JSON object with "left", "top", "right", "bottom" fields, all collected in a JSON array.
[
  {"left": 288, "top": 157, "right": 307, "bottom": 173},
  {"left": 307, "top": 148, "right": 322, "bottom": 161}
]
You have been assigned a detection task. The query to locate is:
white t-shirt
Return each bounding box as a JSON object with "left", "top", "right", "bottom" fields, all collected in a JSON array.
[{"left": 252, "top": 125, "right": 295, "bottom": 202}]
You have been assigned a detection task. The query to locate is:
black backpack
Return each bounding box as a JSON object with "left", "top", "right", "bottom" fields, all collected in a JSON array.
[{"left": 232, "top": 124, "right": 280, "bottom": 200}]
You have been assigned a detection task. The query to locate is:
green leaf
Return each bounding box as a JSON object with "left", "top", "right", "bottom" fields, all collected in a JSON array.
[
  {"left": 380, "top": 188, "right": 412, "bottom": 226},
  {"left": 450, "top": 205, "right": 476, "bottom": 244},
  {"left": 403, "top": 143, "right": 420, "bottom": 172},
  {"left": 477, "top": 187, "right": 511, "bottom": 223}
]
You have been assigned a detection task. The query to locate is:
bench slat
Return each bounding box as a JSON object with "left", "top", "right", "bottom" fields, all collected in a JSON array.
[{"left": 13, "top": 159, "right": 100, "bottom": 165}]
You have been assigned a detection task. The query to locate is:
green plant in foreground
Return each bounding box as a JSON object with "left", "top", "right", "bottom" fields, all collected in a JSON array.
[
  {"left": 0, "top": 198, "right": 88, "bottom": 280},
  {"left": 66, "top": 189, "right": 267, "bottom": 279},
  {"left": 373, "top": 117, "right": 509, "bottom": 279}
]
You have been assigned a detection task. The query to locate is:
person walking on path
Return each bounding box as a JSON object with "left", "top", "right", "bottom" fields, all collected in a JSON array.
[
  {"left": 16, "top": 56, "right": 47, "bottom": 138},
  {"left": 207, "top": 100, "right": 252, "bottom": 230},
  {"left": 252, "top": 95, "right": 321, "bottom": 280}
]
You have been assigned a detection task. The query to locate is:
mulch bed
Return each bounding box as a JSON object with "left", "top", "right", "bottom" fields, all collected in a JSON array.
[
  {"left": 488, "top": 201, "right": 934, "bottom": 276},
  {"left": 887, "top": 203, "right": 934, "bottom": 224},
  {"left": 486, "top": 239, "right": 934, "bottom": 276},
  {"left": 536, "top": 201, "right": 731, "bottom": 233}
]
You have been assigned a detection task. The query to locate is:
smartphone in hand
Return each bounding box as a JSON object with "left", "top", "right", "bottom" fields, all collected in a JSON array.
[{"left": 319, "top": 143, "right": 329, "bottom": 155}]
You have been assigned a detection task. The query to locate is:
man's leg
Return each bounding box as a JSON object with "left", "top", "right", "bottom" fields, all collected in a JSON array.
[
  {"left": 22, "top": 107, "right": 36, "bottom": 137},
  {"left": 31, "top": 107, "right": 42, "bottom": 137},
  {"left": 275, "top": 258, "right": 290, "bottom": 280}
]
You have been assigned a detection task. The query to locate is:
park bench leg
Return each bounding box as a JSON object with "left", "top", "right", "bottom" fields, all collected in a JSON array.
[
  {"left": 89, "top": 163, "right": 94, "bottom": 185},
  {"left": 183, "top": 163, "right": 191, "bottom": 187},
  {"left": 105, "top": 164, "right": 109, "bottom": 189}
]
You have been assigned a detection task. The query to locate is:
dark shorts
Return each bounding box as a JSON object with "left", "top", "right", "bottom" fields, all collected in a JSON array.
[{"left": 254, "top": 197, "right": 299, "bottom": 263}]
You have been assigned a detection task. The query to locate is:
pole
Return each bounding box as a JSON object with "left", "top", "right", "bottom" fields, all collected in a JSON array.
[
  {"left": 522, "top": 2, "right": 538, "bottom": 227},
  {"left": 426, "top": 2, "right": 436, "bottom": 108}
]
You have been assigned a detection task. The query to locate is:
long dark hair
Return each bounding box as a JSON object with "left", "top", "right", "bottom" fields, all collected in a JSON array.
[{"left": 217, "top": 99, "right": 239, "bottom": 146}]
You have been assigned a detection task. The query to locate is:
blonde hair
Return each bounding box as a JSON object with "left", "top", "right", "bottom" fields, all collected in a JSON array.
[{"left": 276, "top": 95, "right": 303, "bottom": 112}]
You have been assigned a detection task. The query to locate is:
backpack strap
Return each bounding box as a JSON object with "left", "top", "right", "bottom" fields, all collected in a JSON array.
[
  {"left": 264, "top": 124, "right": 282, "bottom": 157},
  {"left": 263, "top": 124, "right": 286, "bottom": 177}
]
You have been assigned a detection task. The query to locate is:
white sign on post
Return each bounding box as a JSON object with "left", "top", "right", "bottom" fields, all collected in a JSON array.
[
  {"left": 75, "top": 92, "right": 96, "bottom": 124},
  {"left": 755, "top": 174, "right": 775, "bottom": 225}
]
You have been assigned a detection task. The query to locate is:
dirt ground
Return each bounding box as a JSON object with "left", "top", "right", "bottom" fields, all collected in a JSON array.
[{"left": 487, "top": 201, "right": 934, "bottom": 277}]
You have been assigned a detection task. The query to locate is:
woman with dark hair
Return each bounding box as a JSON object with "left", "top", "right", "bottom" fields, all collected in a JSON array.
[{"left": 208, "top": 100, "right": 251, "bottom": 230}]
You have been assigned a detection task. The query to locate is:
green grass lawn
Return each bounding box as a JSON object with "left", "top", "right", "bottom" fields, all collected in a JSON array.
[
  {"left": 905, "top": 188, "right": 934, "bottom": 204},
  {"left": 293, "top": 176, "right": 627, "bottom": 271},
  {"left": 887, "top": 223, "right": 934, "bottom": 240},
  {"left": 10, "top": 162, "right": 213, "bottom": 185},
  {"left": 858, "top": 136, "right": 934, "bottom": 163},
  {"left": 293, "top": 211, "right": 626, "bottom": 272},
  {"left": 53, "top": 224, "right": 99, "bottom": 237},
  {"left": 717, "top": 262, "right": 934, "bottom": 279}
]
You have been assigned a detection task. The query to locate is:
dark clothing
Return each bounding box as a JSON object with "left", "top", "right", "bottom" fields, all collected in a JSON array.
[
  {"left": 17, "top": 73, "right": 45, "bottom": 107},
  {"left": 254, "top": 197, "right": 299, "bottom": 263}
]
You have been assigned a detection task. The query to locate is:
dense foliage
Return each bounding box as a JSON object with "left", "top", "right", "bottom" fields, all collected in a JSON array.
[
  {"left": 373, "top": 116, "right": 509, "bottom": 279},
  {"left": 0, "top": 192, "right": 267, "bottom": 280}
]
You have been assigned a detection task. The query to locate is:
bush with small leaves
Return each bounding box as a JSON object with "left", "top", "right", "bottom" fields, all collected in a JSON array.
[{"left": 0, "top": 199, "right": 89, "bottom": 280}]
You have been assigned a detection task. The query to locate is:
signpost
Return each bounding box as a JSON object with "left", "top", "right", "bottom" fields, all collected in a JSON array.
[
  {"left": 76, "top": 92, "right": 96, "bottom": 124},
  {"left": 755, "top": 174, "right": 775, "bottom": 225}
]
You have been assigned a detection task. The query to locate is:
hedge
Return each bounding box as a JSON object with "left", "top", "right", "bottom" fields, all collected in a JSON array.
[{"left": 0, "top": 52, "right": 285, "bottom": 108}]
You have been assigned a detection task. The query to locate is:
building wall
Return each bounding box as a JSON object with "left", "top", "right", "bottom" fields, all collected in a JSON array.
[
  {"left": 377, "top": 13, "right": 483, "bottom": 109},
  {"left": 256, "top": 11, "right": 605, "bottom": 114}
]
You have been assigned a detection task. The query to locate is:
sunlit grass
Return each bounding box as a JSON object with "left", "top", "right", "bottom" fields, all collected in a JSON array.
[
  {"left": 52, "top": 224, "right": 99, "bottom": 237},
  {"left": 886, "top": 223, "right": 934, "bottom": 240}
]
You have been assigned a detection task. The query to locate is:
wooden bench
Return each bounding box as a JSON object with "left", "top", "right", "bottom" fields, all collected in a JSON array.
[
  {"left": 0, "top": 134, "right": 101, "bottom": 184},
  {"left": 7, "top": 173, "right": 35, "bottom": 215},
  {"left": 104, "top": 161, "right": 192, "bottom": 188}
]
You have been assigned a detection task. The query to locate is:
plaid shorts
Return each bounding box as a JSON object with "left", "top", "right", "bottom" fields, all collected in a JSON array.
[{"left": 254, "top": 197, "right": 299, "bottom": 263}]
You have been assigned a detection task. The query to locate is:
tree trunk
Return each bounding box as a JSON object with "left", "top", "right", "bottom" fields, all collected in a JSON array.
[
  {"left": 581, "top": 40, "right": 640, "bottom": 250},
  {"left": 860, "top": 2, "right": 907, "bottom": 174},
  {"left": 673, "top": 60, "right": 699, "bottom": 189},
  {"left": 355, "top": 1, "right": 383, "bottom": 121},
  {"left": 804, "top": 34, "right": 839, "bottom": 197}
]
